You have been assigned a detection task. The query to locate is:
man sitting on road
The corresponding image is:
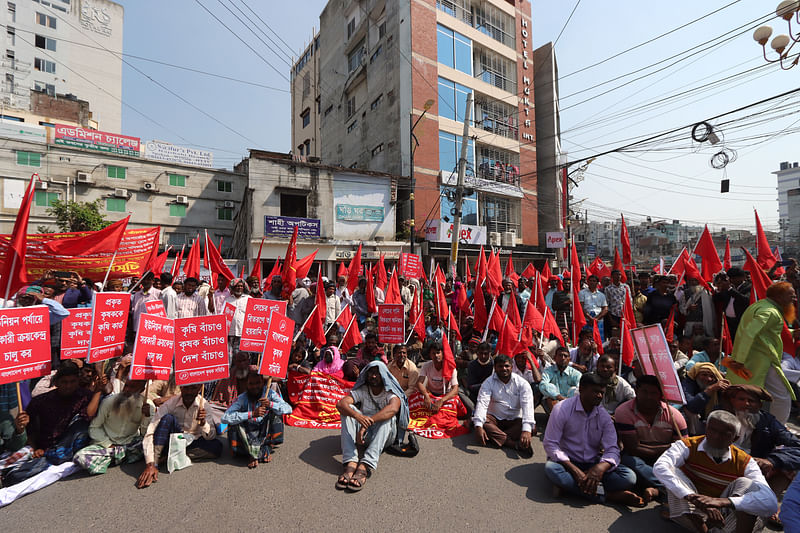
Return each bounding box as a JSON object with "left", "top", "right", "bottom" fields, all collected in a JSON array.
[
  {"left": 74, "top": 380, "right": 154, "bottom": 475},
  {"left": 136, "top": 384, "right": 222, "bottom": 489},
  {"left": 466, "top": 342, "right": 494, "bottom": 404},
  {"left": 654, "top": 410, "right": 778, "bottom": 533},
  {"left": 335, "top": 361, "right": 407, "bottom": 492},
  {"left": 539, "top": 347, "right": 582, "bottom": 414},
  {"left": 472, "top": 355, "right": 535, "bottom": 457},
  {"left": 596, "top": 355, "right": 635, "bottom": 415},
  {"left": 0, "top": 407, "right": 31, "bottom": 487},
  {"left": 417, "top": 342, "right": 461, "bottom": 414},
  {"left": 387, "top": 344, "right": 419, "bottom": 399},
  {"left": 543, "top": 372, "right": 641, "bottom": 506},
  {"left": 221, "top": 370, "right": 292, "bottom": 468}
]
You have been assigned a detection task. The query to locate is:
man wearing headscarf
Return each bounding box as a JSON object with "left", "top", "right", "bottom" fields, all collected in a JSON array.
[{"left": 727, "top": 282, "right": 797, "bottom": 424}]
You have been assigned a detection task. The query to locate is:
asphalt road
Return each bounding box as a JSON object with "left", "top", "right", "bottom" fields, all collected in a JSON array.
[{"left": 1, "top": 422, "right": 696, "bottom": 533}]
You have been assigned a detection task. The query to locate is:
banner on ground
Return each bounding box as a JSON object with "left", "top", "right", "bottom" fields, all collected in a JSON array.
[
  {"left": 631, "top": 324, "right": 686, "bottom": 404},
  {"left": 378, "top": 304, "right": 405, "bottom": 344},
  {"left": 240, "top": 299, "right": 287, "bottom": 352},
  {"left": 88, "top": 292, "right": 131, "bottom": 363},
  {"left": 144, "top": 300, "right": 166, "bottom": 318},
  {"left": 0, "top": 306, "right": 51, "bottom": 385},
  {"left": 174, "top": 314, "right": 228, "bottom": 386},
  {"left": 130, "top": 314, "right": 174, "bottom": 381},
  {"left": 259, "top": 310, "right": 294, "bottom": 379},
  {"left": 285, "top": 371, "right": 354, "bottom": 429},
  {"left": 60, "top": 307, "right": 93, "bottom": 359},
  {"left": 399, "top": 253, "right": 423, "bottom": 279},
  {"left": 0, "top": 227, "right": 159, "bottom": 282},
  {"left": 407, "top": 391, "right": 470, "bottom": 439}
]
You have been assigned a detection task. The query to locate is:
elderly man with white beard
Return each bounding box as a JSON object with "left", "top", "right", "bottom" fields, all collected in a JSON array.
[{"left": 73, "top": 380, "right": 154, "bottom": 475}]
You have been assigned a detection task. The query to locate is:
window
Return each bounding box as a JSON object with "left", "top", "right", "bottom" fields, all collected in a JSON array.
[
  {"left": 370, "top": 94, "right": 383, "bottom": 110},
  {"left": 34, "top": 81, "right": 55, "bottom": 96},
  {"left": 36, "top": 12, "right": 56, "bottom": 28},
  {"left": 347, "top": 120, "right": 358, "bottom": 134},
  {"left": 106, "top": 198, "right": 126, "bottom": 212},
  {"left": 304, "top": 139, "right": 310, "bottom": 154},
  {"left": 436, "top": 25, "right": 471, "bottom": 75},
  {"left": 477, "top": 144, "right": 520, "bottom": 185},
  {"left": 34, "top": 190, "right": 57, "bottom": 207},
  {"left": 438, "top": 131, "right": 473, "bottom": 173},
  {"left": 437, "top": 77, "right": 472, "bottom": 123},
  {"left": 301, "top": 108, "right": 310, "bottom": 127},
  {"left": 7, "top": 3, "right": 15, "bottom": 23},
  {"left": 370, "top": 45, "right": 382, "bottom": 63},
  {"left": 302, "top": 72, "right": 310, "bottom": 97},
  {"left": 107, "top": 166, "right": 126, "bottom": 179},
  {"left": 168, "top": 173, "right": 186, "bottom": 187},
  {"left": 217, "top": 180, "right": 232, "bottom": 193},
  {"left": 475, "top": 48, "right": 516, "bottom": 93},
  {"left": 347, "top": 39, "right": 365, "bottom": 73},
  {"left": 440, "top": 186, "right": 478, "bottom": 225},
  {"left": 280, "top": 192, "right": 307, "bottom": 218},
  {"left": 297, "top": 144, "right": 304, "bottom": 156},
  {"left": 217, "top": 207, "right": 233, "bottom": 220},
  {"left": 379, "top": 22, "right": 386, "bottom": 38},
  {"left": 324, "top": 105, "right": 333, "bottom": 117},
  {"left": 371, "top": 143, "right": 383, "bottom": 156},
  {"left": 17, "top": 151, "right": 40, "bottom": 167},
  {"left": 34, "top": 57, "right": 55, "bottom": 73},
  {"left": 346, "top": 96, "right": 355, "bottom": 118},
  {"left": 482, "top": 195, "right": 521, "bottom": 235},
  {"left": 475, "top": 97, "right": 518, "bottom": 140},
  {"left": 169, "top": 204, "right": 186, "bottom": 217},
  {"left": 6, "top": 27, "right": 13, "bottom": 45},
  {"left": 347, "top": 17, "right": 356, "bottom": 39},
  {"left": 34, "top": 34, "right": 56, "bottom": 51}
]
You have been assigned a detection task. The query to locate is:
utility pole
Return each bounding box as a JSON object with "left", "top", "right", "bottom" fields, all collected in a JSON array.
[{"left": 449, "top": 92, "right": 473, "bottom": 273}]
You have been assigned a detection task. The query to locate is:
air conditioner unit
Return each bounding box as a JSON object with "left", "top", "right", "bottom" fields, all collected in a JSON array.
[
  {"left": 223, "top": 200, "right": 234, "bottom": 208},
  {"left": 35, "top": 181, "right": 48, "bottom": 190},
  {"left": 142, "top": 182, "right": 155, "bottom": 191},
  {"left": 114, "top": 188, "right": 128, "bottom": 198},
  {"left": 76, "top": 171, "right": 91, "bottom": 183},
  {"left": 502, "top": 231, "right": 516, "bottom": 248},
  {"left": 175, "top": 195, "right": 188, "bottom": 205},
  {"left": 489, "top": 232, "right": 502, "bottom": 246}
]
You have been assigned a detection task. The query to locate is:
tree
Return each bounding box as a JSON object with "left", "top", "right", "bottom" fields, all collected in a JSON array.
[{"left": 37, "top": 199, "right": 110, "bottom": 233}]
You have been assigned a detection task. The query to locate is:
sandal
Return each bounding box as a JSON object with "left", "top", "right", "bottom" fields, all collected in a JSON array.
[
  {"left": 347, "top": 464, "right": 369, "bottom": 492},
  {"left": 336, "top": 463, "right": 357, "bottom": 490},
  {"left": 768, "top": 512, "right": 784, "bottom": 531}
]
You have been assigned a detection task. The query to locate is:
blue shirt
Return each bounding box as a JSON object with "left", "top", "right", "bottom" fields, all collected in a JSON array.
[
  {"left": 221, "top": 387, "right": 292, "bottom": 425},
  {"left": 539, "top": 365, "right": 582, "bottom": 400},
  {"left": 684, "top": 351, "right": 725, "bottom": 374}
]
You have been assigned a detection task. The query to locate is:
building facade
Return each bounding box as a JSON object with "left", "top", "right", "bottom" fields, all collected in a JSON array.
[
  {"left": 2, "top": 0, "right": 123, "bottom": 130},
  {"left": 775, "top": 160, "right": 800, "bottom": 243},
  {"left": 290, "top": 33, "right": 321, "bottom": 159}
]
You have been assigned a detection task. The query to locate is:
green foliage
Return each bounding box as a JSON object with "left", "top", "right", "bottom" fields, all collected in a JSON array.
[{"left": 38, "top": 199, "right": 110, "bottom": 233}]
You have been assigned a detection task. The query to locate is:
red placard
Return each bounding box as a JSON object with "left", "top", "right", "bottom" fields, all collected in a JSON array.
[
  {"left": 0, "top": 306, "right": 51, "bottom": 385},
  {"left": 399, "top": 253, "right": 422, "bottom": 279},
  {"left": 378, "top": 303, "right": 405, "bottom": 344},
  {"left": 240, "top": 298, "right": 287, "bottom": 352},
  {"left": 631, "top": 324, "right": 686, "bottom": 404},
  {"left": 130, "top": 314, "right": 174, "bottom": 381},
  {"left": 222, "top": 302, "right": 236, "bottom": 328},
  {"left": 259, "top": 310, "right": 294, "bottom": 379},
  {"left": 60, "top": 307, "right": 93, "bottom": 359},
  {"left": 88, "top": 292, "right": 131, "bottom": 363},
  {"left": 145, "top": 300, "right": 166, "bottom": 317},
  {"left": 174, "top": 315, "right": 229, "bottom": 386}
]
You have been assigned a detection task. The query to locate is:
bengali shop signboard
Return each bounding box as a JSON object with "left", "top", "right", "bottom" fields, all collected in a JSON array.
[
  {"left": 631, "top": 325, "right": 686, "bottom": 404},
  {"left": 259, "top": 311, "right": 294, "bottom": 379},
  {"left": 54, "top": 124, "right": 141, "bottom": 157},
  {"left": 240, "top": 299, "right": 287, "bottom": 352},
  {"left": 0, "top": 306, "right": 51, "bottom": 385},
  {"left": 60, "top": 308, "right": 93, "bottom": 359},
  {"left": 144, "top": 140, "right": 213, "bottom": 168},
  {"left": 174, "top": 315, "right": 229, "bottom": 386},
  {"left": 378, "top": 304, "right": 405, "bottom": 344},
  {"left": 87, "top": 293, "right": 131, "bottom": 363},
  {"left": 264, "top": 215, "right": 321, "bottom": 239},
  {"left": 130, "top": 314, "right": 174, "bottom": 381}
]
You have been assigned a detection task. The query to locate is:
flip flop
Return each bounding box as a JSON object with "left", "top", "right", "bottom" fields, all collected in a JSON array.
[
  {"left": 336, "top": 464, "right": 357, "bottom": 490},
  {"left": 347, "top": 466, "right": 369, "bottom": 492}
]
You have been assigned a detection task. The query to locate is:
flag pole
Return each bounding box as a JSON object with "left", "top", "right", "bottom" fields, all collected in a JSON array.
[
  {"left": 539, "top": 306, "right": 548, "bottom": 349},
  {"left": 619, "top": 318, "right": 625, "bottom": 375},
  {"left": 101, "top": 248, "right": 119, "bottom": 290},
  {"left": 325, "top": 305, "right": 348, "bottom": 336},
  {"left": 481, "top": 299, "right": 497, "bottom": 342},
  {"left": 405, "top": 312, "right": 423, "bottom": 345},
  {"left": 339, "top": 314, "right": 356, "bottom": 350},
  {"left": 518, "top": 300, "right": 528, "bottom": 342},
  {"left": 294, "top": 305, "right": 318, "bottom": 342},
  {"left": 3, "top": 253, "right": 17, "bottom": 303}
]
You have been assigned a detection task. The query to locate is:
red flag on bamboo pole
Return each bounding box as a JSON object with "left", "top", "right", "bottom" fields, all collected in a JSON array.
[
  {"left": 504, "top": 253, "right": 519, "bottom": 284},
  {"left": 620, "top": 214, "right": 632, "bottom": 264},
  {"left": 182, "top": 235, "right": 201, "bottom": 279},
  {"left": 170, "top": 244, "right": 185, "bottom": 278},
  {"left": 694, "top": 225, "right": 722, "bottom": 282},
  {"left": 570, "top": 241, "right": 586, "bottom": 343},
  {"left": 0, "top": 174, "right": 35, "bottom": 299},
  {"left": 280, "top": 226, "right": 299, "bottom": 299},
  {"left": 473, "top": 282, "right": 488, "bottom": 332},
  {"left": 612, "top": 247, "right": 627, "bottom": 283},
  {"left": 346, "top": 243, "right": 362, "bottom": 294},
  {"left": 592, "top": 319, "right": 604, "bottom": 355},
  {"left": 742, "top": 248, "right": 772, "bottom": 303},
  {"left": 723, "top": 237, "right": 732, "bottom": 271},
  {"left": 250, "top": 236, "right": 265, "bottom": 280},
  {"left": 755, "top": 210, "right": 777, "bottom": 271},
  {"left": 43, "top": 215, "right": 129, "bottom": 256}
]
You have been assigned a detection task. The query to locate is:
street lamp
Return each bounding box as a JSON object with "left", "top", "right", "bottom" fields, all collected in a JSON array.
[
  {"left": 409, "top": 98, "right": 435, "bottom": 255},
  {"left": 753, "top": 1, "right": 800, "bottom": 69}
]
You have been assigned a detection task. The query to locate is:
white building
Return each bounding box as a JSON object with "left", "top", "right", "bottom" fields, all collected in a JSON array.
[{"left": 775, "top": 161, "right": 800, "bottom": 241}]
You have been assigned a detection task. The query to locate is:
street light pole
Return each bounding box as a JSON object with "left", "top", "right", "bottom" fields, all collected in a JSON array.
[{"left": 409, "top": 99, "right": 435, "bottom": 257}]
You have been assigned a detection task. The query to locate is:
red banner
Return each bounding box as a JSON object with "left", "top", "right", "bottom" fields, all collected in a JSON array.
[
  {"left": 408, "top": 391, "right": 469, "bottom": 439},
  {"left": 0, "top": 227, "right": 159, "bottom": 282},
  {"left": 378, "top": 303, "right": 405, "bottom": 344},
  {"left": 240, "top": 298, "right": 287, "bottom": 352},
  {"left": 222, "top": 302, "right": 236, "bottom": 328},
  {"left": 174, "top": 314, "right": 228, "bottom": 386},
  {"left": 631, "top": 325, "right": 686, "bottom": 404},
  {"left": 88, "top": 293, "right": 131, "bottom": 363},
  {"left": 285, "top": 371, "right": 354, "bottom": 429},
  {"left": 144, "top": 300, "right": 166, "bottom": 318},
  {"left": 399, "top": 253, "right": 422, "bottom": 279},
  {"left": 60, "top": 307, "right": 93, "bottom": 359},
  {"left": 0, "top": 306, "right": 51, "bottom": 385},
  {"left": 259, "top": 311, "right": 294, "bottom": 379},
  {"left": 130, "top": 314, "right": 174, "bottom": 381}
]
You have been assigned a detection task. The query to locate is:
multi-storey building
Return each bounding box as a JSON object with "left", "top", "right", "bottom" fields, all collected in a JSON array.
[
  {"left": 290, "top": 33, "right": 321, "bottom": 159},
  {"left": 775, "top": 160, "right": 800, "bottom": 242}
]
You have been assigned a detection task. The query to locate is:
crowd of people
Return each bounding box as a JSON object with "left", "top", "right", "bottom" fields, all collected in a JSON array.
[{"left": 2, "top": 260, "right": 800, "bottom": 533}]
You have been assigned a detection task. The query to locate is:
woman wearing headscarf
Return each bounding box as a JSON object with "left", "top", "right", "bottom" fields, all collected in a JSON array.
[
  {"left": 682, "top": 362, "right": 729, "bottom": 435},
  {"left": 313, "top": 346, "right": 345, "bottom": 379}
]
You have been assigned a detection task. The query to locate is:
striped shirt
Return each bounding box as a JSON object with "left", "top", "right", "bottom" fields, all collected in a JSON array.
[{"left": 175, "top": 292, "right": 208, "bottom": 318}]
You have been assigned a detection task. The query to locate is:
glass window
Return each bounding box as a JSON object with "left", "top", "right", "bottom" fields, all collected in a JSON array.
[
  {"left": 301, "top": 108, "right": 310, "bottom": 127},
  {"left": 33, "top": 57, "right": 55, "bottom": 73},
  {"left": 217, "top": 180, "right": 232, "bottom": 192},
  {"left": 17, "top": 151, "right": 40, "bottom": 167},
  {"left": 436, "top": 25, "right": 454, "bottom": 69},
  {"left": 454, "top": 32, "right": 472, "bottom": 75},
  {"left": 436, "top": 25, "right": 471, "bottom": 75},
  {"left": 438, "top": 130, "right": 473, "bottom": 174},
  {"left": 169, "top": 204, "right": 186, "bottom": 217},
  {"left": 36, "top": 12, "right": 56, "bottom": 28},
  {"left": 168, "top": 173, "right": 186, "bottom": 187},
  {"left": 348, "top": 39, "right": 365, "bottom": 73},
  {"left": 440, "top": 186, "right": 478, "bottom": 226},
  {"left": 107, "top": 166, "right": 126, "bottom": 179},
  {"left": 34, "top": 191, "right": 57, "bottom": 207},
  {"left": 106, "top": 198, "right": 126, "bottom": 212},
  {"left": 34, "top": 34, "right": 56, "bottom": 51},
  {"left": 217, "top": 207, "right": 233, "bottom": 220},
  {"left": 438, "top": 78, "right": 455, "bottom": 121}
]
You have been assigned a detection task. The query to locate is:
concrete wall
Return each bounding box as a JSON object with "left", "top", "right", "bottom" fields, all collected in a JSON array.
[
  {"left": 333, "top": 172, "right": 396, "bottom": 240},
  {"left": 290, "top": 34, "right": 321, "bottom": 158}
]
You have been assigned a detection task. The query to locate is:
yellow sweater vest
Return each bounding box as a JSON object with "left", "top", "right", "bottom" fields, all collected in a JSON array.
[{"left": 679, "top": 436, "right": 750, "bottom": 498}]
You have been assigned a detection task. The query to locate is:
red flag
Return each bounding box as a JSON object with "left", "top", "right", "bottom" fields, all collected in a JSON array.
[
  {"left": 43, "top": 215, "right": 130, "bottom": 256},
  {"left": 346, "top": 243, "right": 362, "bottom": 294},
  {"left": 250, "top": 236, "right": 265, "bottom": 280},
  {"left": 265, "top": 257, "right": 282, "bottom": 285},
  {"left": 476, "top": 245, "right": 487, "bottom": 286},
  {"left": 280, "top": 226, "right": 299, "bottom": 299},
  {"left": 373, "top": 254, "right": 388, "bottom": 291},
  {"left": 441, "top": 337, "right": 457, "bottom": 383},
  {"left": 497, "top": 317, "right": 522, "bottom": 357},
  {"left": 755, "top": 210, "right": 777, "bottom": 271},
  {"left": 170, "top": 244, "right": 185, "bottom": 278},
  {"left": 534, "top": 272, "right": 548, "bottom": 314},
  {"left": 570, "top": 241, "right": 587, "bottom": 342},
  {"left": 623, "top": 291, "right": 637, "bottom": 328},
  {"left": 457, "top": 282, "right": 471, "bottom": 317},
  {"left": 485, "top": 251, "right": 503, "bottom": 296},
  {"left": 447, "top": 311, "right": 462, "bottom": 341},
  {"left": 205, "top": 232, "right": 235, "bottom": 280},
  {"left": 303, "top": 267, "right": 327, "bottom": 348},
  {"left": 522, "top": 263, "right": 536, "bottom": 279},
  {"left": 520, "top": 298, "right": 544, "bottom": 346},
  {"left": 621, "top": 318, "right": 635, "bottom": 366},
  {"left": 742, "top": 248, "right": 772, "bottom": 303},
  {"left": 488, "top": 300, "right": 506, "bottom": 333},
  {"left": 337, "top": 304, "right": 353, "bottom": 330},
  {"left": 620, "top": 214, "right": 632, "bottom": 264},
  {"left": 694, "top": 225, "right": 723, "bottom": 282},
  {"left": 592, "top": 319, "right": 604, "bottom": 355},
  {"left": 773, "top": 247, "right": 786, "bottom": 277},
  {"left": 723, "top": 237, "right": 732, "bottom": 271},
  {"left": 721, "top": 316, "right": 733, "bottom": 356},
  {"left": 182, "top": 235, "right": 201, "bottom": 279},
  {"left": 434, "top": 277, "right": 450, "bottom": 324},
  {"left": 505, "top": 292, "right": 522, "bottom": 328},
  {"left": 149, "top": 248, "right": 171, "bottom": 276},
  {"left": 613, "top": 247, "right": 627, "bottom": 283},
  {"left": 294, "top": 250, "right": 318, "bottom": 279},
  {"left": 365, "top": 274, "right": 377, "bottom": 314},
  {"left": 504, "top": 254, "right": 519, "bottom": 284},
  {"left": 464, "top": 259, "right": 472, "bottom": 284},
  {"left": 543, "top": 306, "right": 565, "bottom": 346},
  {"left": 781, "top": 322, "right": 795, "bottom": 356},
  {"left": 434, "top": 264, "right": 446, "bottom": 288},
  {"left": 674, "top": 249, "right": 714, "bottom": 293},
  {"left": 473, "top": 282, "right": 489, "bottom": 332},
  {"left": 340, "top": 315, "right": 363, "bottom": 354},
  {"left": 588, "top": 257, "right": 611, "bottom": 279},
  {"left": 337, "top": 262, "right": 347, "bottom": 279},
  {"left": 384, "top": 269, "right": 401, "bottom": 305},
  {"left": 0, "top": 175, "right": 35, "bottom": 298},
  {"left": 665, "top": 304, "right": 676, "bottom": 342},
  {"left": 409, "top": 289, "right": 426, "bottom": 342}
]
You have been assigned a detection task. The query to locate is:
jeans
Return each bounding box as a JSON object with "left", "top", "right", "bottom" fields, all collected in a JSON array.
[
  {"left": 341, "top": 406, "right": 396, "bottom": 471},
  {"left": 544, "top": 459, "right": 636, "bottom": 502},
  {"left": 621, "top": 453, "right": 663, "bottom": 490}
]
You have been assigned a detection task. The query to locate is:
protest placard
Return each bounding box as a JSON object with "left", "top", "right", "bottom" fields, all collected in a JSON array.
[
  {"left": 240, "top": 298, "right": 287, "bottom": 352},
  {"left": 144, "top": 300, "right": 166, "bottom": 317},
  {"left": 631, "top": 324, "right": 686, "bottom": 404},
  {"left": 259, "top": 310, "right": 294, "bottom": 379},
  {"left": 174, "top": 314, "right": 228, "bottom": 386},
  {"left": 222, "top": 301, "right": 236, "bottom": 327},
  {"left": 60, "top": 307, "right": 93, "bottom": 359},
  {"left": 378, "top": 303, "right": 405, "bottom": 344},
  {"left": 0, "top": 305, "right": 51, "bottom": 385},
  {"left": 130, "top": 313, "right": 174, "bottom": 381},
  {"left": 399, "top": 253, "right": 422, "bottom": 279},
  {"left": 88, "top": 292, "right": 131, "bottom": 363}
]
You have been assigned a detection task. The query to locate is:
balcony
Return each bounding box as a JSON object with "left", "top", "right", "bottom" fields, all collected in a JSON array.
[
  {"left": 436, "top": 0, "right": 516, "bottom": 49},
  {"left": 475, "top": 161, "right": 520, "bottom": 188},
  {"left": 474, "top": 48, "right": 517, "bottom": 94},
  {"left": 475, "top": 97, "right": 518, "bottom": 140}
]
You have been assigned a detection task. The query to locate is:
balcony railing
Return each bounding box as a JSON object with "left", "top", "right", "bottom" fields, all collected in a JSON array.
[
  {"left": 476, "top": 161, "right": 520, "bottom": 187},
  {"left": 436, "top": 0, "right": 516, "bottom": 49}
]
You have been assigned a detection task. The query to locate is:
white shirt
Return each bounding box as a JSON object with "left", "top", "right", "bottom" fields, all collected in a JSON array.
[
  {"left": 160, "top": 286, "right": 178, "bottom": 319},
  {"left": 653, "top": 439, "right": 778, "bottom": 517},
  {"left": 175, "top": 291, "right": 208, "bottom": 318},
  {"left": 578, "top": 288, "right": 607, "bottom": 316},
  {"left": 223, "top": 293, "right": 250, "bottom": 337},
  {"left": 130, "top": 287, "right": 162, "bottom": 332},
  {"left": 472, "top": 373, "right": 536, "bottom": 433},
  {"left": 569, "top": 347, "right": 599, "bottom": 372}
]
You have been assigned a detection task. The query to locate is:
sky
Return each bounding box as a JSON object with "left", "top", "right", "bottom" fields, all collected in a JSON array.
[{"left": 117, "top": 0, "right": 796, "bottom": 233}]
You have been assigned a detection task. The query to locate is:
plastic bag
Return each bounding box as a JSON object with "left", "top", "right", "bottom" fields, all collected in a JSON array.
[{"left": 167, "top": 433, "right": 195, "bottom": 473}]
